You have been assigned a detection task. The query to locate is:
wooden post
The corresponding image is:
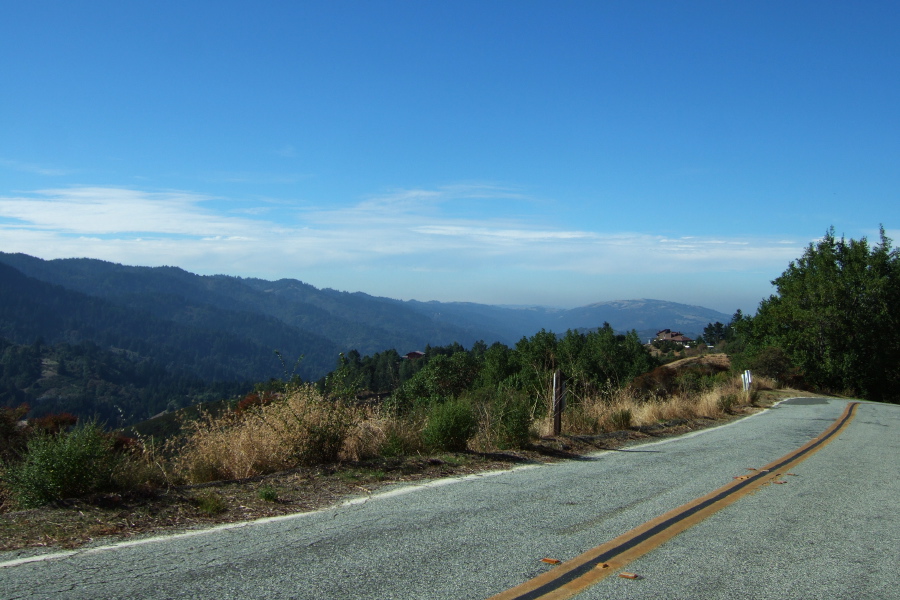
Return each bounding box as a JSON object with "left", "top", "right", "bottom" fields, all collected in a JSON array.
[{"left": 550, "top": 369, "right": 565, "bottom": 436}]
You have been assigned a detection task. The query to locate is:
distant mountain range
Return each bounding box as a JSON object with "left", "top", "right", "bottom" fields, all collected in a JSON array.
[{"left": 0, "top": 253, "right": 731, "bottom": 385}]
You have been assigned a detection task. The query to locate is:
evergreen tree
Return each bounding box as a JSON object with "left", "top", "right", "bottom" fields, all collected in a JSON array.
[{"left": 748, "top": 226, "right": 899, "bottom": 401}]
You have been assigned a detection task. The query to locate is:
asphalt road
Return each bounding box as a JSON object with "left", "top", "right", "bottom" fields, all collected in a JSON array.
[{"left": 2, "top": 397, "right": 898, "bottom": 599}]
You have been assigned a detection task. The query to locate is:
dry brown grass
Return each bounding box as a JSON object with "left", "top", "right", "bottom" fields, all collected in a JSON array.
[
  {"left": 341, "top": 410, "right": 426, "bottom": 460},
  {"left": 174, "top": 385, "right": 364, "bottom": 483},
  {"left": 537, "top": 373, "right": 769, "bottom": 437}
]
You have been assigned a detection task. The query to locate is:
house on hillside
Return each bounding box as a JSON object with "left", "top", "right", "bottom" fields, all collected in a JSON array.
[
  {"left": 655, "top": 329, "right": 693, "bottom": 344},
  {"left": 403, "top": 351, "right": 425, "bottom": 361}
]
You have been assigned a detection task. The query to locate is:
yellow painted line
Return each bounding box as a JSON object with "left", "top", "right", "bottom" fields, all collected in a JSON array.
[{"left": 489, "top": 401, "right": 860, "bottom": 600}]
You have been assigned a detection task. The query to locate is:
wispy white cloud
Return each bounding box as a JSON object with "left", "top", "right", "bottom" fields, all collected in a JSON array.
[
  {"left": 0, "top": 185, "right": 805, "bottom": 294},
  {"left": 0, "top": 187, "right": 248, "bottom": 236}
]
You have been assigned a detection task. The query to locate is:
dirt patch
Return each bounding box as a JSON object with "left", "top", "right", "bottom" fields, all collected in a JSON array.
[{"left": 661, "top": 353, "right": 731, "bottom": 371}]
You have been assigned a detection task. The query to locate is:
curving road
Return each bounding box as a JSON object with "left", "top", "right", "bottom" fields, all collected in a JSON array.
[{"left": 2, "top": 397, "right": 898, "bottom": 599}]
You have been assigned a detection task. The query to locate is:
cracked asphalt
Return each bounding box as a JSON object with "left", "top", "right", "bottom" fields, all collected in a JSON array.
[{"left": 1, "top": 398, "right": 897, "bottom": 599}]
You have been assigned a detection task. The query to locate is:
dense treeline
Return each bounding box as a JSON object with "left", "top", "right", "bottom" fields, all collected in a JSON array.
[
  {"left": 0, "top": 337, "right": 249, "bottom": 425},
  {"left": 317, "top": 324, "right": 658, "bottom": 412},
  {"left": 729, "top": 227, "right": 900, "bottom": 403}
]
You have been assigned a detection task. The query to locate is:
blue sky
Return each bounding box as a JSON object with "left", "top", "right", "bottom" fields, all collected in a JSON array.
[{"left": 2, "top": 2, "right": 898, "bottom": 314}]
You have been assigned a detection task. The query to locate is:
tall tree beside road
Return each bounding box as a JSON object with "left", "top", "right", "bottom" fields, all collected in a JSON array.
[{"left": 748, "top": 226, "right": 900, "bottom": 402}]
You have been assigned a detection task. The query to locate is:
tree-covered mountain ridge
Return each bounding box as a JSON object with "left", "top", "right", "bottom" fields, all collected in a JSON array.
[{"left": 0, "top": 252, "right": 730, "bottom": 356}]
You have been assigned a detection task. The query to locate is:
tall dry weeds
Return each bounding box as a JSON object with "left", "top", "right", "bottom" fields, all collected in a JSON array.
[
  {"left": 543, "top": 374, "right": 765, "bottom": 436},
  {"left": 174, "top": 386, "right": 362, "bottom": 483}
]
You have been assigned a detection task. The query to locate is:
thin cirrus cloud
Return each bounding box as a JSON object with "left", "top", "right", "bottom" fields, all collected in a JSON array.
[
  {"left": 0, "top": 158, "right": 74, "bottom": 177},
  {"left": 0, "top": 186, "right": 803, "bottom": 280}
]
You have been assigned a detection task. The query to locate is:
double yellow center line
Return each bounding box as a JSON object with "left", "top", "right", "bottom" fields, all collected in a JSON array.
[{"left": 490, "top": 401, "right": 860, "bottom": 600}]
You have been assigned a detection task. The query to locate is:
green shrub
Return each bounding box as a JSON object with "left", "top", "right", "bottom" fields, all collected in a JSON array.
[
  {"left": 4, "top": 421, "right": 118, "bottom": 508},
  {"left": 492, "top": 391, "right": 533, "bottom": 449},
  {"left": 422, "top": 400, "right": 477, "bottom": 452}
]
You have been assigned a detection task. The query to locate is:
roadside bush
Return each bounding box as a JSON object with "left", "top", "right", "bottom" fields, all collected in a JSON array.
[
  {"left": 467, "top": 387, "right": 534, "bottom": 451},
  {"left": 257, "top": 485, "right": 278, "bottom": 502},
  {"left": 111, "top": 435, "right": 172, "bottom": 491},
  {"left": 492, "top": 390, "right": 534, "bottom": 449},
  {"left": 422, "top": 399, "right": 477, "bottom": 452},
  {"left": 3, "top": 421, "right": 119, "bottom": 508}
]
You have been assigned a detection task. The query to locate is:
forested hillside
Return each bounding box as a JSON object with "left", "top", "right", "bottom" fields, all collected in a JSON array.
[
  {"left": 0, "top": 337, "right": 247, "bottom": 425},
  {"left": 0, "top": 253, "right": 498, "bottom": 357},
  {"left": 0, "top": 262, "right": 336, "bottom": 381}
]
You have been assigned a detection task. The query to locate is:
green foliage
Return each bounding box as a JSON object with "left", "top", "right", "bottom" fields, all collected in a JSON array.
[
  {"left": 475, "top": 342, "right": 517, "bottom": 388},
  {"left": 323, "top": 352, "right": 366, "bottom": 401},
  {"left": 194, "top": 491, "right": 227, "bottom": 515},
  {"left": 3, "top": 421, "right": 119, "bottom": 508},
  {"left": 379, "top": 429, "right": 422, "bottom": 458},
  {"left": 701, "top": 322, "right": 728, "bottom": 345},
  {"left": 745, "top": 346, "right": 798, "bottom": 384},
  {"left": 514, "top": 325, "right": 657, "bottom": 402},
  {"left": 422, "top": 399, "right": 477, "bottom": 452},
  {"left": 257, "top": 485, "right": 278, "bottom": 502},
  {"left": 392, "top": 350, "right": 480, "bottom": 410},
  {"left": 492, "top": 390, "right": 534, "bottom": 449},
  {"left": 747, "top": 226, "right": 900, "bottom": 401},
  {"left": 464, "top": 386, "right": 534, "bottom": 449}
]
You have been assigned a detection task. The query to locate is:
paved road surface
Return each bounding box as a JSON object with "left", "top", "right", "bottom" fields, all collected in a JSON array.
[{"left": 2, "top": 397, "right": 898, "bottom": 599}]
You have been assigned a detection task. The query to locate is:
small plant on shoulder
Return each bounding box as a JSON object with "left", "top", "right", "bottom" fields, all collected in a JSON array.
[
  {"left": 194, "top": 491, "right": 227, "bottom": 515},
  {"left": 257, "top": 485, "right": 278, "bottom": 502}
]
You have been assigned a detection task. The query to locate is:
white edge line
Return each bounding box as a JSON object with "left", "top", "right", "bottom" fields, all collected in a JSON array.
[{"left": 0, "top": 464, "right": 540, "bottom": 569}]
